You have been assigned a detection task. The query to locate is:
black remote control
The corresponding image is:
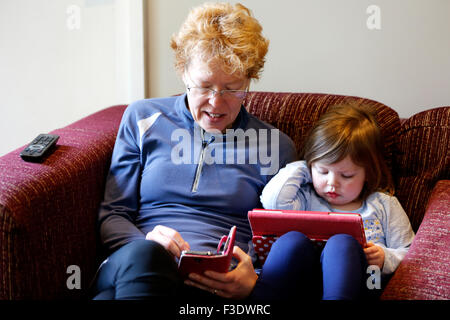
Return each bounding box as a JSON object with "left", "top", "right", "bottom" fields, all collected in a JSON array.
[{"left": 20, "top": 134, "right": 60, "bottom": 162}]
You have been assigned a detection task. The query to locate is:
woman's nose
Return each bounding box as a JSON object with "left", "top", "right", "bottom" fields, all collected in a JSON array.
[{"left": 209, "top": 93, "right": 226, "bottom": 106}]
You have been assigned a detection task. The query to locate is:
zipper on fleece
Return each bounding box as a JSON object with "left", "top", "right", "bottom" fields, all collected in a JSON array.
[{"left": 191, "top": 129, "right": 213, "bottom": 193}]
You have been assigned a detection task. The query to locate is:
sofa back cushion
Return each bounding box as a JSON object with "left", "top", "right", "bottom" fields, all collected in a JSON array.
[
  {"left": 393, "top": 106, "right": 449, "bottom": 231},
  {"left": 244, "top": 91, "right": 400, "bottom": 173}
]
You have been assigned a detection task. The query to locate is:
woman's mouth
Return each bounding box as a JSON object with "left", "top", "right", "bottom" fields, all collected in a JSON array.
[{"left": 204, "top": 111, "right": 225, "bottom": 119}]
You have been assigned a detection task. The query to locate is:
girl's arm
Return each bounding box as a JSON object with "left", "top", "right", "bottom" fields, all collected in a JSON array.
[
  {"left": 378, "top": 196, "right": 415, "bottom": 275},
  {"left": 260, "top": 160, "right": 312, "bottom": 210}
]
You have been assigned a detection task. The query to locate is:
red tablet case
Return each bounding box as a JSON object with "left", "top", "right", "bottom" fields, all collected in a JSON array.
[
  {"left": 248, "top": 209, "right": 366, "bottom": 265},
  {"left": 178, "top": 226, "right": 236, "bottom": 278}
]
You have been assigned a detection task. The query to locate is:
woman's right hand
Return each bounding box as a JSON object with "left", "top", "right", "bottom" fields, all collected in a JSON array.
[
  {"left": 145, "top": 225, "right": 190, "bottom": 258},
  {"left": 184, "top": 246, "right": 258, "bottom": 299}
]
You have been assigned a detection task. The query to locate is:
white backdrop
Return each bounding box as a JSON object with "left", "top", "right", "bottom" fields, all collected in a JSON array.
[
  {"left": 146, "top": 0, "right": 450, "bottom": 118},
  {"left": 0, "top": 0, "right": 144, "bottom": 156},
  {"left": 1, "top": 0, "right": 449, "bottom": 156}
]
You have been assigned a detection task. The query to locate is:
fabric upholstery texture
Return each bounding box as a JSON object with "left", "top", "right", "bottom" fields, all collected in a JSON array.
[
  {"left": 244, "top": 92, "right": 400, "bottom": 171},
  {"left": 0, "top": 93, "right": 448, "bottom": 300},
  {"left": 0, "top": 105, "right": 126, "bottom": 299},
  {"left": 391, "top": 107, "right": 449, "bottom": 231},
  {"left": 381, "top": 180, "right": 450, "bottom": 299}
]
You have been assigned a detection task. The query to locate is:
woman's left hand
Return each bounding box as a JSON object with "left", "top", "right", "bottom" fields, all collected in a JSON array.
[{"left": 184, "top": 246, "right": 258, "bottom": 300}]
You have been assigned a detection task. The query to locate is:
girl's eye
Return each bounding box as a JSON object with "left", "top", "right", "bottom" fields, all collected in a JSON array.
[{"left": 341, "top": 174, "right": 355, "bottom": 179}]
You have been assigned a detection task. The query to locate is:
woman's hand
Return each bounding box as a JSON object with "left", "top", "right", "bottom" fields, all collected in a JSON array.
[
  {"left": 184, "top": 246, "right": 258, "bottom": 300},
  {"left": 145, "top": 225, "right": 190, "bottom": 259},
  {"left": 364, "top": 242, "right": 385, "bottom": 270}
]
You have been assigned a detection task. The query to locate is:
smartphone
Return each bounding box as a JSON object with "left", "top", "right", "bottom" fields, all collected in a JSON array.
[{"left": 178, "top": 226, "right": 236, "bottom": 278}]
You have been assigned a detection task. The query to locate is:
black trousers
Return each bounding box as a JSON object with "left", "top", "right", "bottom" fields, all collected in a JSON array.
[{"left": 92, "top": 232, "right": 371, "bottom": 300}]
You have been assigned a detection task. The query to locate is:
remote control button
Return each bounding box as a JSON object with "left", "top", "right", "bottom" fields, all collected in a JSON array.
[{"left": 29, "top": 144, "right": 44, "bottom": 151}]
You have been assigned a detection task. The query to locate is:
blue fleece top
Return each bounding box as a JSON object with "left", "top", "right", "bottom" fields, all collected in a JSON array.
[{"left": 98, "top": 94, "right": 297, "bottom": 254}]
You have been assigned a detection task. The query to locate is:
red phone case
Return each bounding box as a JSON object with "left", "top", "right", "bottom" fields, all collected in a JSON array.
[
  {"left": 248, "top": 209, "right": 366, "bottom": 265},
  {"left": 178, "top": 226, "right": 236, "bottom": 278}
]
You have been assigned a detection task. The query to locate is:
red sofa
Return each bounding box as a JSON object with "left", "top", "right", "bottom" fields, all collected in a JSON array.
[{"left": 0, "top": 92, "right": 448, "bottom": 299}]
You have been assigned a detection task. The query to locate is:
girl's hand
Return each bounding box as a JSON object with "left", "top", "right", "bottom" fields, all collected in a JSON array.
[
  {"left": 364, "top": 242, "right": 385, "bottom": 270},
  {"left": 184, "top": 246, "right": 258, "bottom": 300},
  {"left": 145, "top": 225, "right": 190, "bottom": 259}
]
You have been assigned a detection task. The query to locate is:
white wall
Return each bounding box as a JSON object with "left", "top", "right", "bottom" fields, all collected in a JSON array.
[
  {"left": 2, "top": 0, "right": 449, "bottom": 157},
  {"left": 146, "top": 0, "right": 450, "bottom": 119},
  {"left": 0, "top": 0, "right": 144, "bottom": 156}
]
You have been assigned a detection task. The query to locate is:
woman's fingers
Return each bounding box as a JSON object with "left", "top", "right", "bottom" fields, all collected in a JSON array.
[
  {"left": 146, "top": 225, "right": 190, "bottom": 258},
  {"left": 156, "top": 225, "right": 190, "bottom": 251},
  {"left": 184, "top": 246, "right": 258, "bottom": 300}
]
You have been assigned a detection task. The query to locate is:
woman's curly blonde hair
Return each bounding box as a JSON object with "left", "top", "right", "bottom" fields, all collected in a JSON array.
[{"left": 170, "top": 2, "right": 269, "bottom": 80}]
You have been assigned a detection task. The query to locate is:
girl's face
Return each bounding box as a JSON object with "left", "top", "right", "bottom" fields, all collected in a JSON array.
[{"left": 311, "top": 156, "right": 366, "bottom": 211}]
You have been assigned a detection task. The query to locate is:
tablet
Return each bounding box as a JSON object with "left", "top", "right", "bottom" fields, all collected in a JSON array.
[{"left": 248, "top": 209, "right": 366, "bottom": 265}]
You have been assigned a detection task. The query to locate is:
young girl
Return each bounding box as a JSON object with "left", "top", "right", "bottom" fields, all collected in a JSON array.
[{"left": 260, "top": 103, "right": 415, "bottom": 299}]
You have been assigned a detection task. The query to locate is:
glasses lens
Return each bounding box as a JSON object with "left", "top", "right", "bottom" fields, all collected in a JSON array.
[
  {"left": 188, "top": 87, "right": 247, "bottom": 100},
  {"left": 219, "top": 90, "right": 246, "bottom": 100},
  {"left": 231, "top": 90, "right": 247, "bottom": 99},
  {"left": 189, "top": 87, "right": 210, "bottom": 96}
]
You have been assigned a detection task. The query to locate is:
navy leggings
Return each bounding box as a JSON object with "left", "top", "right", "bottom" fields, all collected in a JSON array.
[{"left": 92, "top": 232, "right": 367, "bottom": 300}]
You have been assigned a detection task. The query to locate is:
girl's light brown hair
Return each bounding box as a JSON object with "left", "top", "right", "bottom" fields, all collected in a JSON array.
[
  {"left": 301, "top": 103, "right": 394, "bottom": 200},
  {"left": 170, "top": 2, "right": 269, "bottom": 79}
]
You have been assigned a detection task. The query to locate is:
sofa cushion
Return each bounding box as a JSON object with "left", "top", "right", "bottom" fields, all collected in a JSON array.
[
  {"left": 393, "top": 106, "right": 450, "bottom": 231},
  {"left": 244, "top": 92, "right": 401, "bottom": 172}
]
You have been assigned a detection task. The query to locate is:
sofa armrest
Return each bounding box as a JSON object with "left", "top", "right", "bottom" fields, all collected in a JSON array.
[
  {"left": 0, "top": 105, "right": 126, "bottom": 299},
  {"left": 381, "top": 180, "right": 450, "bottom": 300}
]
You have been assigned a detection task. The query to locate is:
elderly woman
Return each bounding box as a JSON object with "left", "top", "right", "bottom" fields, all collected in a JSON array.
[{"left": 93, "top": 2, "right": 308, "bottom": 300}]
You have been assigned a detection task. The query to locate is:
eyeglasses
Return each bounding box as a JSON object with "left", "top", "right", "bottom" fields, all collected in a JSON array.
[{"left": 186, "top": 86, "right": 248, "bottom": 100}]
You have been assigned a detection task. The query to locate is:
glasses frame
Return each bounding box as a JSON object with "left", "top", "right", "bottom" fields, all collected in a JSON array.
[
  {"left": 184, "top": 71, "right": 249, "bottom": 101},
  {"left": 186, "top": 86, "right": 249, "bottom": 100}
]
